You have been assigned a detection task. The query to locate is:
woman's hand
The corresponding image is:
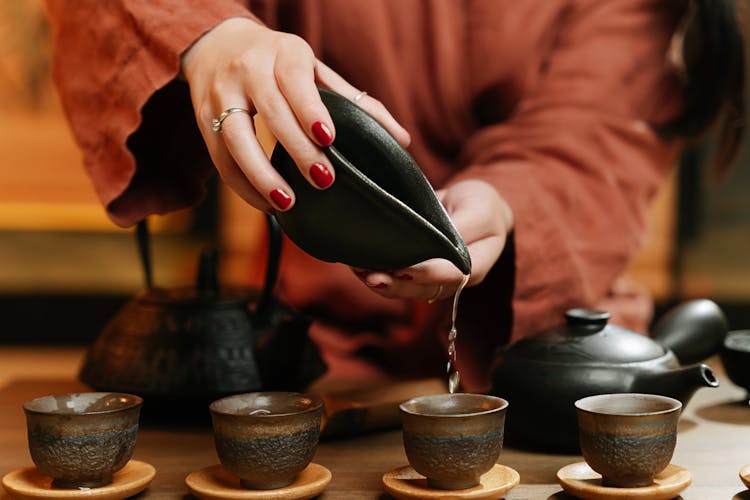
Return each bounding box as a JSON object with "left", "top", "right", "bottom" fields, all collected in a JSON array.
[
  {"left": 180, "top": 17, "right": 410, "bottom": 212},
  {"left": 353, "top": 179, "right": 514, "bottom": 302}
]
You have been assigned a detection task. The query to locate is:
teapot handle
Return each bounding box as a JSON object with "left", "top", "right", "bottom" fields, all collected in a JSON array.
[
  {"left": 133, "top": 213, "right": 282, "bottom": 318},
  {"left": 135, "top": 218, "right": 153, "bottom": 289},
  {"left": 253, "top": 213, "right": 282, "bottom": 323},
  {"left": 652, "top": 299, "right": 728, "bottom": 365}
]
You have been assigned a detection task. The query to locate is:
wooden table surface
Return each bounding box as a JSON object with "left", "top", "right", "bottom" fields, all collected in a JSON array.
[{"left": 0, "top": 348, "right": 749, "bottom": 499}]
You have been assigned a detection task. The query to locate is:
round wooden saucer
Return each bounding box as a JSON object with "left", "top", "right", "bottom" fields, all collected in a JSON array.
[
  {"left": 185, "top": 463, "right": 331, "bottom": 500},
  {"left": 557, "top": 462, "right": 692, "bottom": 500},
  {"left": 740, "top": 464, "right": 750, "bottom": 489},
  {"left": 1, "top": 460, "right": 155, "bottom": 500},
  {"left": 382, "top": 463, "right": 520, "bottom": 500}
]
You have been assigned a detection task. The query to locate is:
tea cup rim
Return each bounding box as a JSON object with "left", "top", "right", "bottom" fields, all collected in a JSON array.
[
  {"left": 399, "top": 392, "right": 508, "bottom": 417},
  {"left": 209, "top": 391, "right": 323, "bottom": 417},
  {"left": 575, "top": 393, "right": 682, "bottom": 416},
  {"left": 23, "top": 392, "right": 143, "bottom": 416},
  {"left": 725, "top": 329, "right": 750, "bottom": 350}
]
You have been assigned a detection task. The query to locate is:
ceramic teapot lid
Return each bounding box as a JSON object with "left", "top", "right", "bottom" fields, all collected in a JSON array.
[
  {"left": 270, "top": 87, "right": 471, "bottom": 274},
  {"left": 505, "top": 309, "right": 667, "bottom": 364}
]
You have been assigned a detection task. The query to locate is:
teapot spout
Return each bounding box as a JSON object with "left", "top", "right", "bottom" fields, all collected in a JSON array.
[{"left": 633, "top": 364, "right": 719, "bottom": 405}]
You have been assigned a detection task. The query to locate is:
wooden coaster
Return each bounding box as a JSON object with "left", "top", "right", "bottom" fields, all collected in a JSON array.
[
  {"left": 382, "top": 463, "right": 520, "bottom": 500},
  {"left": 1, "top": 460, "right": 155, "bottom": 500},
  {"left": 557, "top": 462, "right": 692, "bottom": 500},
  {"left": 185, "top": 463, "right": 331, "bottom": 500},
  {"left": 740, "top": 464, "right": 750, "bottom": 489}
]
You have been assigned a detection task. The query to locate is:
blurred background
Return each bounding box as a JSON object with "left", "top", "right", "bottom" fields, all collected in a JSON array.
[{"left": 0, "top": 0, "right": 748, "bottom": 346}]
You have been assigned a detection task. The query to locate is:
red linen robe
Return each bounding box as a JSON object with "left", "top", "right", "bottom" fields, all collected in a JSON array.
[{"left": 45, "top": 0, "right": 684, "bottom": 391}]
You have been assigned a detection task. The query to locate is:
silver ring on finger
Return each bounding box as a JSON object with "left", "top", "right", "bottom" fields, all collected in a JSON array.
[
  {"left": 427, "top": 284, "right": 444, "bottom": 304},
  {"left": 212, "top": 107, "right": 251, "bottom": 133},
  {"left": 352, "top": 90, "right": 367, "bottom": 102}
]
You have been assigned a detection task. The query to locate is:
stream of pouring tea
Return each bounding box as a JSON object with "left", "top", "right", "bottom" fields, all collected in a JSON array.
[{"left": 447, "top": 274, "right": 470, "bottom": 393}]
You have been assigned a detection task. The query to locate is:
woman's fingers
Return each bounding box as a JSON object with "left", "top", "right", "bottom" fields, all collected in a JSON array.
[
  {"left": 316, "top": 61, "right": 412, "bottom": 147},
  {"left": 352, "top": 258, "right": 466, "bottom": 302},
  {"left": 215, "top": 157, "right": 270, "bottom": 210},
  {"left": 191, "top": 93, "right": 271, "bottom": 211},
  {"left": 217, "top": 106, "right": 297, "bottom": 211},
  {"left": 187, "top": 22, "right": 337, "bottom": 210},
  {"left": 182, "top": 17, "right": 412, "bottom": 215},
  {"left": 351, "top": 180, "right": 515, "bottom": 302},
  {"left": 248, "top": 36, "right": 337, "bottom": 192},
  {"left": 275, "top": 35, "right": 336, "bottom": 147}
]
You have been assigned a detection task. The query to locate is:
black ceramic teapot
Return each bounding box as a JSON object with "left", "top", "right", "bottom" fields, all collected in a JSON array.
[
  {"left": 79, "top": 215, "right": 325, "bottom": 416},
  {"left": 490, "top": 299, "right": 727, "bottom": 451}
]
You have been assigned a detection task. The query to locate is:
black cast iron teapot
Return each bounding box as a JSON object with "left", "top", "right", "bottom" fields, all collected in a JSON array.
[
  {"left": 490, "top": 299, "right": 727, "bottom": 451},
  {"left": 79, "top": 215, "right": 325, "bottom": 417}
]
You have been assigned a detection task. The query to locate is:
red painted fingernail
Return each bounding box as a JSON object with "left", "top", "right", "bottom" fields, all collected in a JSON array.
[
  {"left": 269, "top": 188, "right": 292, "bottom": 210},
  {"left": 395, "top": 274, "right": 413, "bottom": 281},
  {"left": 311, "top": 121, "right": 334, "bottom": 146},
  {"left": 310, "top": 163, "right": 333, "bottom": 188}
]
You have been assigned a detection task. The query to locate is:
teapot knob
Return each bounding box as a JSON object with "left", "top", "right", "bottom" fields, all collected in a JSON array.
[{"left": 565, "top": 308, "right": 611, "bottom": 335}]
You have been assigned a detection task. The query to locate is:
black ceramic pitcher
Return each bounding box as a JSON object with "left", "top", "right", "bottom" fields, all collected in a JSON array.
[{"left": 271, "top": 87, "right": 472, "bottom": 275}]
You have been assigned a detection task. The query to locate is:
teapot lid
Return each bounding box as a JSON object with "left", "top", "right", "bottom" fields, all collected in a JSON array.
[{"left": 506, "top": 309, "right": 667, "bottom": 364}]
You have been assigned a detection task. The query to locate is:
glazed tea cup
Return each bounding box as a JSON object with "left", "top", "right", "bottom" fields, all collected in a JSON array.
[
  {"left": 209, "top": 392, "right": 324, "bottom": 489},
  {"left": 24, "top": 392, "right": 143, "bottom": 488},
  {"left": 399, "top": 393, "right": 508, "bottom": 490},
  {"left": 575, "top": 393, "right": 682, "bottom": 488}
]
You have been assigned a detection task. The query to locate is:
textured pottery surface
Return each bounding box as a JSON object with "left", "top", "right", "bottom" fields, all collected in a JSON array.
[
  {"left": 575, "top": 393, "right": 682, "bottom": 488},
  {"left": 271, "top": 87, "right": 471, "bottom": 274},
  {"left": 23, "top": 393, "right": 142, "bottom": 489},
  {"left": 209, "top": 392, "right": 323, "bottom": 490},
  {"left": 81, "top": 288, "right": 265, "bottom": 396},
  {"left": 399, "top": 393, "right": 508, "bottom": 490},
  {"left": 490, "top": 300, "right": 725, "bottom": 450}
]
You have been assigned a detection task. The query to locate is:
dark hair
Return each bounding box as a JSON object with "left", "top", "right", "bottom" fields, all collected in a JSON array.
[{"left": 660, "top": 0, "right": 746, "bottom": 180}]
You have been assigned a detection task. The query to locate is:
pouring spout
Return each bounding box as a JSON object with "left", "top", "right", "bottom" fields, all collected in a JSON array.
[{"left": 633, "top": 364, "right": 719, "bottom": 405}]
